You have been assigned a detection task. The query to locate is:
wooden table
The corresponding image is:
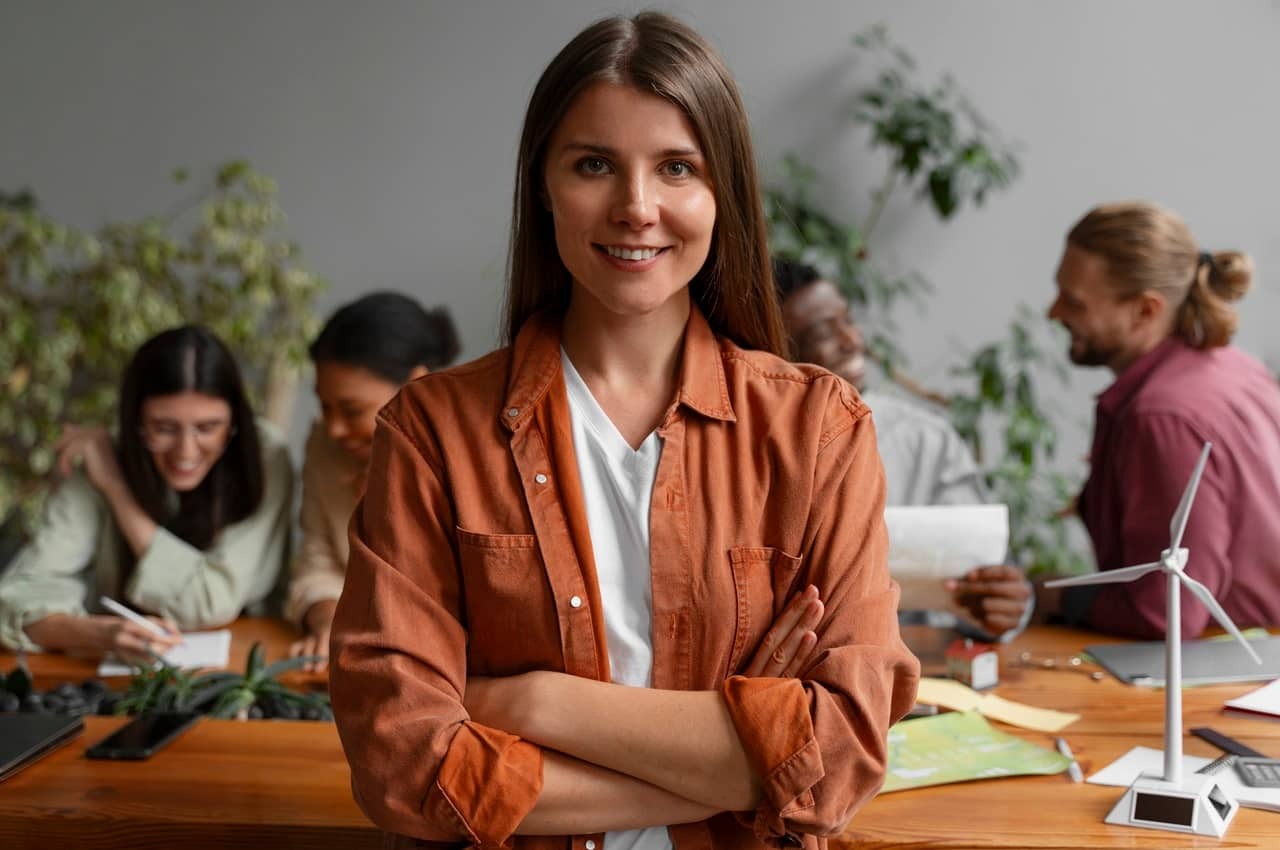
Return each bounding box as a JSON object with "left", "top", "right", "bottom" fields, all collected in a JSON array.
[
  {"left": 4, "top": 622, "right": 1278, "bottom": 848},
  {"left": 0, "top": 618, "right": 377, "bottom": 849},
  {"left": 840, "top": 627, "right": 1280, "bottom": 849}
]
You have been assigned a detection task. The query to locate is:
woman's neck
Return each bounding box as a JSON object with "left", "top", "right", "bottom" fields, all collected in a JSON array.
[{"left": 560, "top": 289, "right": 690, "bottom": 448}]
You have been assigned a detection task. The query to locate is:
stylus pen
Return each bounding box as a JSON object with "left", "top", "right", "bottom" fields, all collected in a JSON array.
[
  {"left": 1055, "top": 736, "right": 1084, "bottom": 783},
  {"left": 99, "top": 596, "right": 173, "bottom": 637}
]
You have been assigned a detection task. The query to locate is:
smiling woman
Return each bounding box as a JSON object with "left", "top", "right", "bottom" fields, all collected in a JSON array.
[
  {"left": 284, "top": 292, "right": 459, "bottom": 670},
  {"left": 329, "top": 12, "right": 919, "bottom": 850},
  {"left": 0, "top": 326, "right": 293, "bottom": 663}
]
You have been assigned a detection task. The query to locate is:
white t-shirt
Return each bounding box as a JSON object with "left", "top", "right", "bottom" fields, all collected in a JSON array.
[{"left": 561, "top": 350, "right": 672, "bottom": 850}]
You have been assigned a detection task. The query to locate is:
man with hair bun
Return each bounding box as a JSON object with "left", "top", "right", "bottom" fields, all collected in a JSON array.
[{"left": 1045, "top": 200, "right": 1280, "bottom": 638}]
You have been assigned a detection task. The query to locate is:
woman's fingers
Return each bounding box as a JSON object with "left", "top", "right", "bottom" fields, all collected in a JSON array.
[
  {"left": 743, "top": 586, "right": 822, "bottom": 677},
  {"left": 765, "top": 599, "right": 823, "bottom": 677},
  {"left": 305, "top": 629, "right": 331, "bottom": 673}
]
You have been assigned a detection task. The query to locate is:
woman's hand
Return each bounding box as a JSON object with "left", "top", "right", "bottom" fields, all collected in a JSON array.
[
  {"left": 741, "top": 584, "right": 823, "bottom": 678},
  {"left": 289, "top": 599, "right": 339, "bottom": 673},
  {"left": 56, "top": 425, "right": 126, "bottom": 494},
  {"left": 946, "top": 564, "right": 1032, "bottom": 637},
  {"left": 94, "top": 614, "right": 182, "bottom": 664}
]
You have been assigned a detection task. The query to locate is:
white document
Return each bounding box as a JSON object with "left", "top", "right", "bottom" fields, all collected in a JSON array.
[
  {"left": 1088, "top": 745, "right": 1280, "bottom": 814},
  {"left": 97, "top": 629, "right": 232, "bottom": 677},
  {"left": 1224, "top": 677, "right": 1280, "bottom": 719},
  {"left": 885, "top": 504, "right": 1009, "bottom": 611}
]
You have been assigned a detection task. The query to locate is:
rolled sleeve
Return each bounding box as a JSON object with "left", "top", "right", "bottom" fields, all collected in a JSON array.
[
  {"left": 426, "top": 722, "right": 544, "bottom": 847},
  {"left": 330, "top": 405, "right": 544, "bottom": 845},
  {"left": 725, "top": 394, "right": 920, "bottom": 842},
  {"left": 0, "top": 473, "right": 103, "bottom": 650},
  {"left": 721, "top": 676, "right": 823, "bottom": 842}
]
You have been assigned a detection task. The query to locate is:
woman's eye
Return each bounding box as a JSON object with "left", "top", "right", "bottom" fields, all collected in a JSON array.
[
  {"left": 577, "top": 157, "right": 610, "bottom": 175},
  {"left": 664, "top": 160, "right": 693, "bottom": 178}
]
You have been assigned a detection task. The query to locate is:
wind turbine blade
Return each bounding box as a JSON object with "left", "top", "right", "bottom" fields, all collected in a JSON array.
[
  {"left": 1045, "top": 561, "right": 1164, "bottom": 588},
  {"left": 1178, "top": 572, "right": 1263, "bottom": 665},
  {"left": 1169, "top": 442, "right": 1212, "bottom": 552}
]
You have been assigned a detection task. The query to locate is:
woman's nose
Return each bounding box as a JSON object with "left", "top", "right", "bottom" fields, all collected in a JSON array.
[{"left": 611, "top": 175, "right": 657, "bottom": 228}]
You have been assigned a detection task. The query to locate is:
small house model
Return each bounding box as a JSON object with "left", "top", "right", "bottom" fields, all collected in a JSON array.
[{"left": 946, "top": 638, "right": 999, "bottom": 690}]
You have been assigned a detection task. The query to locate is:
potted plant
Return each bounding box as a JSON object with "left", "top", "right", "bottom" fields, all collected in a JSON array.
[
  {"left": 1, "top": 642, "right": 331, "bottom": 721},
  {"left": 0, "top": 162, "right": 325, "bottom": 549}
]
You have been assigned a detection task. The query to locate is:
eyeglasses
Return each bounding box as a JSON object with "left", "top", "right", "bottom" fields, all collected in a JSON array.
[{"left": 139, "top": 419, "right": 236, "bottom": 452}]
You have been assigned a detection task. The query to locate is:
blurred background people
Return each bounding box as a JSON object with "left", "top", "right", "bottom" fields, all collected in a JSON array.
[
  {"left": 286, "top": 292, "right": 459, "bottom": 669},
  {"left": 0, "top": 326, "right": 293, "bottom": 662}
]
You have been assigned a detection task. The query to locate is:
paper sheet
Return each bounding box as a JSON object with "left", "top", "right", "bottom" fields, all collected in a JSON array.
[
  {"left": 886, "top": 505, "right": 1009, "bottom": 611},
  {"left": 1088, "top": 746, "right": 1280, "bottom": 813},
  {"left": 97, "top": 629, "right": 232, "bottom": 676},
  {"left": 915, "top": 677, "right": 1080, "bottom": 732},
  {"left": 1224, "top": 677, "right": 1280, "bottom": 718},
  {"left": 880, "top": 710, "right": 1072, "bottom": 793}
]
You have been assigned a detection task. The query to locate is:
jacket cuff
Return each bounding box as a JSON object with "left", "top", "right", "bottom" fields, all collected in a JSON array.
[
  {"left": 722, "top": 676, "right": 825, "bottom": 844},
  {"left": 1, "top": 604, "right": 83, "bottom": 652},
  {"left": 283, "top": 574, "right": 345, "bottom": 626},
  {"left": 426, "top": 721, "right": 543, "bottom": 848}
]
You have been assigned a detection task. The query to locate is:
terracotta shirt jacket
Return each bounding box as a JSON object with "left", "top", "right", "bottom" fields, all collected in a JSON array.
[{"left": 330, "top": 308, "right": 920, "bottom": 850}]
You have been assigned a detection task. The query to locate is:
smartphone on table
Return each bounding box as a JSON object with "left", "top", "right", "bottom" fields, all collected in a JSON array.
[{"left": 85, "top": 712, "right": 199, "bottom": 760}]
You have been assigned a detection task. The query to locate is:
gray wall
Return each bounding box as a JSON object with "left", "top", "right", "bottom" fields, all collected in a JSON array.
[{"left": 4, "top": 0, "right": 1278, "bottom": 475}]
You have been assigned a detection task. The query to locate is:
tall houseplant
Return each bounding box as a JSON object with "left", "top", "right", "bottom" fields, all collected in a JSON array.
[
  {"left": 765, "top": 27, "right": 1085, "bottom": 575},
  {"left": 0, "top": 161, "right": 325, "bottom": 538}
]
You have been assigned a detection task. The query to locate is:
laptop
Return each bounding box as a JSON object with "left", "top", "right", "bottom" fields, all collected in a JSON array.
[
  {"left": 0, "top": 714, "right": 85, "bottom": 781},
  {"left": 1086, "top": 636, "right": 1280, "bottom": 687}
]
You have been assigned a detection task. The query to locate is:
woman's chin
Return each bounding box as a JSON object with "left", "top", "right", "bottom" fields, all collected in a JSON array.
[{"left": 161, "top": 466, "right": 209, "bottom": 492}]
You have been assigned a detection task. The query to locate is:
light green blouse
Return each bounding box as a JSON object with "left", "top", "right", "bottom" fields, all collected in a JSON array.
[{"left": 0, "top": 420, "right": 294, "bottom": 651}]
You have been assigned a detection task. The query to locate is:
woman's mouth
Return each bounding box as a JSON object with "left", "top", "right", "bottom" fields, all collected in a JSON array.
[{"left": 596, "top": 244, "right": 668, "bottom": 270}]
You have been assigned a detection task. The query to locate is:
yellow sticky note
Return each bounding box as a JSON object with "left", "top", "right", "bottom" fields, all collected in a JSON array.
[{"left": 914, "top": 677, "right": 1079, "bottom": 733}]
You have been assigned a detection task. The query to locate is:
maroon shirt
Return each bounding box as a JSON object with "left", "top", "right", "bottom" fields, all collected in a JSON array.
[{"left": 1073, "top": 338, "right": 1280, "bottom": 639}]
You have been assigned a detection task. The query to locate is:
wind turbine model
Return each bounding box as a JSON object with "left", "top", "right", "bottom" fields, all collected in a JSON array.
[{"left": 1046, "top": 442, "right": 1262, "bottom": 837}]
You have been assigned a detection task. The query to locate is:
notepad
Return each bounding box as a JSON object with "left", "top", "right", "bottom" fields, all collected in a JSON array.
[
  {"left": 0, "top": 714, "right": 84, "bottom": 781},
  {"left": 97, "top": 629, "right": 232, "bottom": 676}
]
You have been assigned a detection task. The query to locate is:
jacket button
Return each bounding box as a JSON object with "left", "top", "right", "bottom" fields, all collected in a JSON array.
[
  {"left": 535, "top": 473, "right": 548, "bottom": 484},
  {"left": 569, "top": 595, "right": 582, "bottom": 608},
  {"left": 507, "top": 407, "right": 520, "bottom": 418},
  {"left": 585, "top": 841, "right": 597, "bottom": 850}
]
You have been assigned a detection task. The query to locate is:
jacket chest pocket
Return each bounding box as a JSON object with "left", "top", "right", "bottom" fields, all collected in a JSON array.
[
  {"left": 455, "top": 527, "right": 558, "bottom": 673},
  {"left": 725, "top": 546, "right": 804, "bottom": 675}
]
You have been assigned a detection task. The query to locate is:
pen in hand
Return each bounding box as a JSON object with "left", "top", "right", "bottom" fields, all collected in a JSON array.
[
  {"left": 1055, "top": 736, "right": 1084, "bottom": 783},
  {"left": 100, "top": 595, "right": 181, "bottom": 642}
]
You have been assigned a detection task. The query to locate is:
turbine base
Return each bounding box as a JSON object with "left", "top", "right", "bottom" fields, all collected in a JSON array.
[{"left": 1104, "top": 772, "right": 1239, "bottom": 837}]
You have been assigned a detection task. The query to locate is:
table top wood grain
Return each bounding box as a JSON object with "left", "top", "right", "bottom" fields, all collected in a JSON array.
[{"left": 3, "top": 620, "right": 1278, "bottom": 848}]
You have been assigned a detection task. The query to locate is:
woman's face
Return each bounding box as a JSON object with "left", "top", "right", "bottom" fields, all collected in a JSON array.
[
  {"left": 138, "top": 392, "right": 235, "bottom": 492},
  {"left": 314, "top": 361, "right": 406, "bottom": 463},
  {"left": 543, "top": 82, "right": 716, "bottom": 321}
]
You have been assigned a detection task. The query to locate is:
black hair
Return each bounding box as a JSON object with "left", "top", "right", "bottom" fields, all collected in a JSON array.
[
  {"left": 117, "top": 326, "right": 263, "bottom": 550},
  {"left": 772, "top": 257, "right": 823, "bottom": 301},
  {"left": 309, "top": 292, "right": 460, "bottom": 382}
]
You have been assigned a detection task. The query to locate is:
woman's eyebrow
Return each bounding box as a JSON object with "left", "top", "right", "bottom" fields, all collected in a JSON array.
[{"left": 560, "top": 142, "right": 702, "bottom": 158}]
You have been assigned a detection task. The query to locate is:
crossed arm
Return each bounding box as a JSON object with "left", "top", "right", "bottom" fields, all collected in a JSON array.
[{"left": 465, "top": 586, "right": 825, "bottom": 833}]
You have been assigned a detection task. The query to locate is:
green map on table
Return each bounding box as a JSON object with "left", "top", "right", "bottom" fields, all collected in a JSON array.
[{"left": 880, "top": 710, "right": 1072, "bottom": 793}]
